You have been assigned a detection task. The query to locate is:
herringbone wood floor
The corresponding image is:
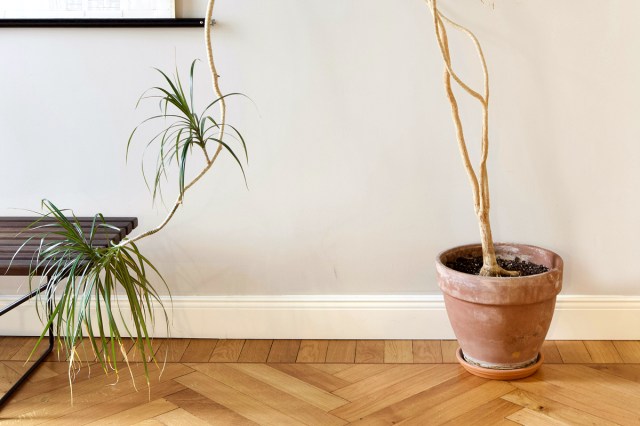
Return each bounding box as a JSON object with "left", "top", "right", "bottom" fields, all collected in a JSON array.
[{"left": 1, "top": 338, "right": 640, "bottom": 424}]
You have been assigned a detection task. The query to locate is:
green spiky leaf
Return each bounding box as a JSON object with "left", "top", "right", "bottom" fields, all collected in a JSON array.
[{"left": 128, "top": 60, "right": 249, "bottom": 202}]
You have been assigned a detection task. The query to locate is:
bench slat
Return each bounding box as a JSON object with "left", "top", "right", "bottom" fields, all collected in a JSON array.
[
  {"left": 0, "top": 238, "right": 118, "bottom": 247},
  {"left": 0, "top": 218, "right": 136, "bottom": 233},
  {"left": 0, "top": 232, "right": 122, "bottom": 239},
  {"left": 0, "top": 217, "right": 137, "bottom": 276},
  {"left": 0, "top": 217, "right": 137, "bottom": 224}
]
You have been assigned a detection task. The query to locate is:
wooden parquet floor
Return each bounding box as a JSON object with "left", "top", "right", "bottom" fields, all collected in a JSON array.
[{"left": 1, "top": 338, "right": 640, "bottom": 425}]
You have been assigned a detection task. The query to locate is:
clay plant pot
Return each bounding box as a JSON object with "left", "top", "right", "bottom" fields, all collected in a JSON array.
[{"left": 436, "top": 243, "right": 563, "bottom": 380}]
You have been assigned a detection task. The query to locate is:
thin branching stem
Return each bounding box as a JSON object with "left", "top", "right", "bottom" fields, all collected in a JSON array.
[
  {"left": 117, "top": 0, "right": 224, "bottom": 248},
  {"left": 426, "top": 0, "right": 517, "bottom": 277}
]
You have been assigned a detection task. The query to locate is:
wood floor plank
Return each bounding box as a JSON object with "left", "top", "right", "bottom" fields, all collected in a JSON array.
[
  {"left": 90, "top": 338, "right": 136, "bottom": 364},
  {"left": 589, "top": 364, "right": 640, "bottom": 384},
  {"left": 296, "top": 340, "right": 328, "bottom": 363},
  {"left": 354, "top": 340, "right": 384, "bottom": 364},
  {"left": 333, "top": 365, "right": 434, "bottom": 401},
  {"left": 502, "top": 388, "right": 619, "bottom": 426},
  {"left": 40, "top": 364, "right": 193, "bottom": 425},
  {"left": 492, "top": 420, "right": 521, "bottom": 426},
  {"left": 9, "top": 337, "right": 41, "bottom": 362},
  {"left": 0, "top": 363, "right": 185, "bottom": 423},
  {"left": 165, "top": 388, "right": 258, "bottom": 425},
  {"left": 0, "top": 365, "right": 142, "bottom": 419},
  {"left": 613, "top": 341, "right": 640, "bottom": 363},
  {"left": 0, "top": 337, "right": 33, "bottom": 360},
  {"left": 441, "top": 340, "right": 459, "bottom": 363},
  {"left": 154, "top": 339, "right": 190, "bottom": 363},
  {"left": 540, "top": 341, "right": 563, "bottom": 364},
  {"left": 209, "top": 340, "right": 245, "bottom": 363},
  {"left": 310, "top": 364, "right": 353, "bottom": 375},
  {"left": 144, "top": 407, "right": 211, "bottom": 426},
  {"left": 73, "top": 338, "right": 99, "bottom": 363},
  {"left": 191, "top": 363, "right": 346, "bottom": 426},
  {"left": 546, "top": 363, "right": 640, "bottom": 402},
  {"left": 175, "top": 371, "right": 304, "bottom": 426},
  {"left": 556, "top": 341, "right": 593, "bottom": 363},
  {"left": 512, "top": 373, "right": 640, "bottom": 425},
  {"left": 2, "top": 361, "right": 94, "bottom": 403},
  {"left": 393, "top": 381, "right": 515, "bottom": 425},
  {"left": 0, "top": 362, "right": 22, "bottom": 393},
  {"left": 238, "top": 340, "right": 273, "bottom": 363},
  {"left": 585, "top": 341, "right": 624, "bottom": 363},
  {"left": 267, "top": 340, "right": 301, "bottom": 363},
  {"left": 446, "top": 397, "right": 521, "bottom": 425},
  {"left": 86, "top": 398, "right": 178, "bottom": 425},
  {"left": 114, "top": 339, "right": 136, "bottom": 363},
  {"left": 370, "top": 381, "right": 514, "bottom": 426},
  {"left": 384, "top": 340, "right": 413, "bottom": 363},
  {"left": 126, "top": 338, "right": 168, "bottom": 363},
  {"left": 346, "top": 372, "right": 485, "bottom": 425},
  {"left": 332, "top": 364, "right": 391, "bottom": 383},
  {"left": 133, "top": 419, "right": 164, "bottom": 426},
  {"left": 2, "top": 360, "right": 58, "bottom": 384},
  {"left": 179, "top": 339, "right": 217, "bottom": 363},
  {"left": 325, "top": 340, "right": 356, "bottom": 363},
  {"left": 412, "top": 340, "right": 442, "bottom": 363},
  {"left": 230, "top": 363, "right": 348, "bottom": 412},
  {"left": 331, "top": 365, "right": 464, "bottom": 423},
  {"left": 507, "top": 408, "right": 566, "bottom": 425},
  {"left": 271, "top": 364, "right": 351, "bottom": 392}
]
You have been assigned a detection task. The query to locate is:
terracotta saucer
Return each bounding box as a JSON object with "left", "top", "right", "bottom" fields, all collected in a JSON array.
[{"left": 456, "top": 348, "right": 544, "bottom": 380}]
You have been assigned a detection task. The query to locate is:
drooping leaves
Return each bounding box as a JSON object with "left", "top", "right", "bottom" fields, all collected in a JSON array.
[{"left": 17, "top": 200, "right": 169, "bottom": 387}]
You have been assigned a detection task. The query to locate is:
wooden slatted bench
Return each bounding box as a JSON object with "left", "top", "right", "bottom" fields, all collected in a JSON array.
[{"left": 0, "top": 216, "right": 138, "bottom": 405}]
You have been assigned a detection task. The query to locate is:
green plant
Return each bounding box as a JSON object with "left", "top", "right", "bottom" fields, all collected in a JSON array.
[
  {"left": 16, "top": 0, "right": 245, "bottom": 393},
  {"left": 22, "top": 201, "right": 167, "bottom": 388},
  {"left": 129, "top": 61, "right": 247, "bottom": 206}
]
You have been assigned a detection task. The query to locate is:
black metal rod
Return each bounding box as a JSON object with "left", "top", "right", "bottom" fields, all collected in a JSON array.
[
  {"left": 0, "top": 328, "right": 53, "bottom": 406},
  {"left": 0, "top": 282, "right": 49, "bottom": 316},
  {"left": 0, "top": 18, "right": 210, "bottom": 28},
  {"left": 0, "top": 280, "right": 54, "bottom": 407}
]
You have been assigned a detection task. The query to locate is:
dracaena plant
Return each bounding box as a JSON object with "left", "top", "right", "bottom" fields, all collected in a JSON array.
[{"left": 17, "top": 0, "right": 246, "bottom": 392}]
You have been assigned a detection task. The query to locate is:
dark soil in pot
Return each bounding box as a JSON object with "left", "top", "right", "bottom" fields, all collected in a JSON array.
[{"left": 446, "top": 255, "right": 549, "bottom": 276}]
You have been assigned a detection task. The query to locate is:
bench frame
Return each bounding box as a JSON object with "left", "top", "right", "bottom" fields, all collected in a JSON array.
[{"left": 0, "top": 282, "right": 54, "bottom": 406}]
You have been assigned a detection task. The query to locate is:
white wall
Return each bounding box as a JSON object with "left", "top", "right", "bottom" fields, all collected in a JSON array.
[{"left": 1, "top": 0, "right": 639, "bottom": 336}]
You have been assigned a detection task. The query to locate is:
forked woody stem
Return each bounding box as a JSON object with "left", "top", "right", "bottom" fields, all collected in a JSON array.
[{"left": 426, "top": 0, "right": 517, "bottom": 277}]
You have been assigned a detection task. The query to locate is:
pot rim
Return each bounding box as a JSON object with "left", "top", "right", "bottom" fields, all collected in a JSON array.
[{"left": 436, "top": 242, "right": 563, "bottom": 281}]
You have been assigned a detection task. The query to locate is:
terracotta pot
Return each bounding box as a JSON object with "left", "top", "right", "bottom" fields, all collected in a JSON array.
[{"left": 436, "top": 243, "right": 563, "bottom": 377}]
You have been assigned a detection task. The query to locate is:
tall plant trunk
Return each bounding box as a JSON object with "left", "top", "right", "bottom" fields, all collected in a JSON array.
[
  {"left": 478, "top": 211, "right": 501, "bottom": 275},
  {"left": 430, "top": 0, "right": 517, "bottom": 277}
]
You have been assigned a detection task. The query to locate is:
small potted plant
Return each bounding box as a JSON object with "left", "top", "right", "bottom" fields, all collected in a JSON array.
[{"left": 426, "top": 0, "right": 563, "bottom": 379}]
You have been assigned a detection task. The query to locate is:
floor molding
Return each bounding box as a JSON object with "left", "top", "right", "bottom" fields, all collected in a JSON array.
[{"left": 1, "top": 294, "right": 639, "bottom": 339}]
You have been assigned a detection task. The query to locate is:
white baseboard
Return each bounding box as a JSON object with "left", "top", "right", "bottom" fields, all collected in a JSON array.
[{"left": 1, "top": 294, "right": 639, "bottom": 340}]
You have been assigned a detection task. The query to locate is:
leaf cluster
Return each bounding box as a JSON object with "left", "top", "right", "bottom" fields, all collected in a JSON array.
[
  {"left": 18, "top": 200, "right": 168, "bottom": 385},
  {"left": 128, "top": 60, "right": 248, "bottom": 204}
]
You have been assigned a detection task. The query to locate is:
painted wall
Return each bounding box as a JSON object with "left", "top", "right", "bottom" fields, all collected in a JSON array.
[{"left": 1, "top": 0, "right": 639, "bottom": 305}]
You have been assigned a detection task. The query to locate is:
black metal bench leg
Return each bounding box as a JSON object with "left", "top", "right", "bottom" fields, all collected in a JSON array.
[{"left": 0, "top": 280, "right": 55, "bottom": 407}]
